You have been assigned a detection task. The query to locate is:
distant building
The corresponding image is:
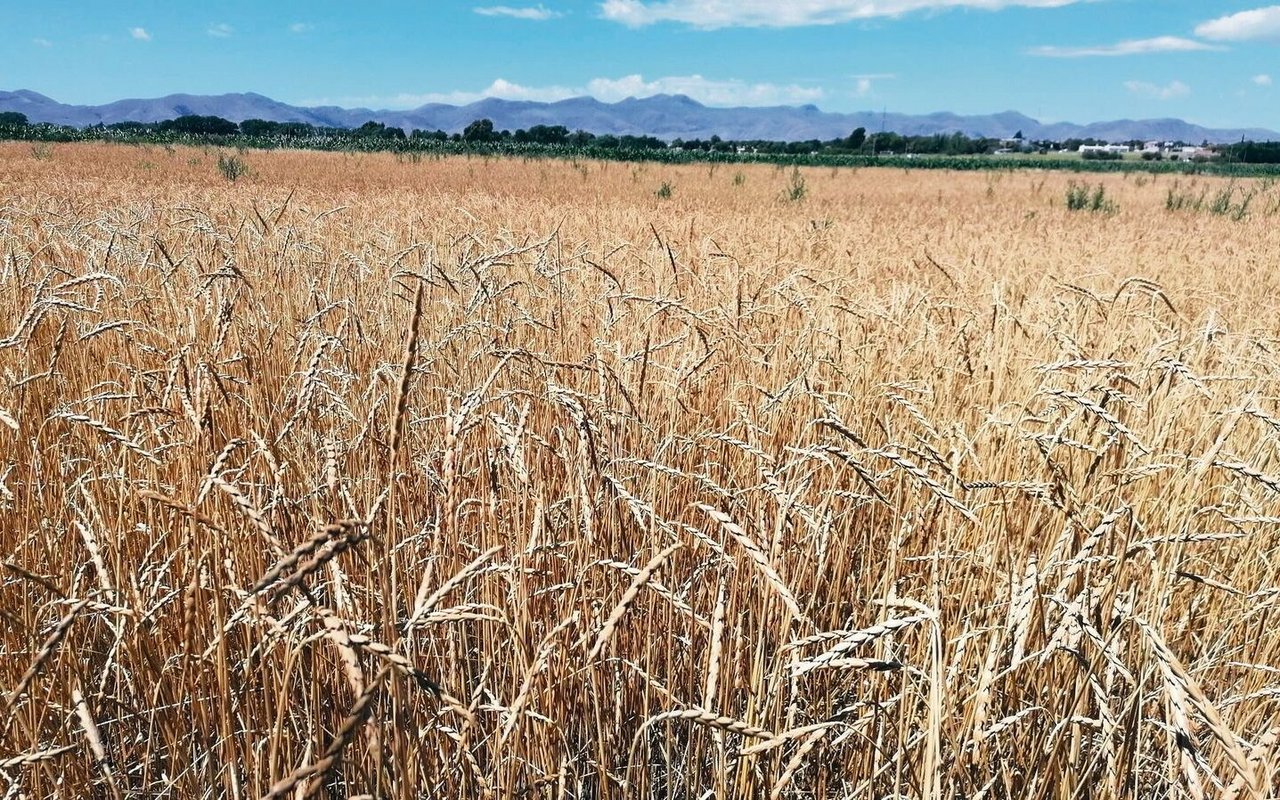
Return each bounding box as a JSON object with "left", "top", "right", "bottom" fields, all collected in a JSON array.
[
  {"left": 1169, "top": 146, "right": 1216, "bottom": 160},
  {"left": 1079, "top": 144, "right": 1131, "bottom": 155},
  {"left": 999, "top": 135, "right": 1033, "bottom": 152}
]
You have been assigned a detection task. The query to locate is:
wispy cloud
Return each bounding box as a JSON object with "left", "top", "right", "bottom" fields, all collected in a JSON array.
[
  {"left": 600, "top": 0, "right": 1089, "bottom": 28},
  {"left": 851, "top": 73, "right": 895, "bottom": 96},
  {"left": 207, "top": 23, "right": 234, "bottom": 38},
  {"left": 315, "top": 79, "right": 579, "bottom": 108},
  {"left": 474, "top": 4, "right": 562, "bottom": 19},
  {"left": 32, "top": 37, "right": 52, "bottom": 48},
  {"left": 129, "top": 27, "right": 151, "bottom": 41},
  {"left": 304, "top": 74, "right": 825, "bottom": 109},
  {"left": 1028, "top": 36, "right": 1220, "bottom": 57},
  {"left": 1196, "top": 6, "right": 1280, "bottom": 42},
  {"left": 1255, "top": 73, "right": 1274, "bottom": 86},
  {"left": 1124, "top": 79, "right": 1190, "bottom": 100},
  {"left": 588, "top": 74, "right": 824, "bottom": 105},
  {"left": 289, "top": 22, "right": 313, "bottom": 33}
]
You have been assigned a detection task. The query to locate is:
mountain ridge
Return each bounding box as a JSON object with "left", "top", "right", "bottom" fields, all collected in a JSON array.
[{"left": 2, "top": 89, "right": 1276, "bottom": 144}]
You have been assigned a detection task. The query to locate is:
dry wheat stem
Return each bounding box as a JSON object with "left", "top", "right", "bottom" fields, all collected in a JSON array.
[{"left": 588, "top": 542, "right": 682, "bottom": 661}]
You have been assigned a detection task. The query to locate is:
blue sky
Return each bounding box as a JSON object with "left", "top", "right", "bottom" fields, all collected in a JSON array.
[{"left": 4, "top": 2, "right": 1279, "bottom": 128}]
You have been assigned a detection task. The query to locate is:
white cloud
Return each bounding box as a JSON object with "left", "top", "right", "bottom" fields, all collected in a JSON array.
[
  {"left": 587, "top": 74, "right": 824, "bottom": 105},
  {"left": 1124, "top": 79, "right": 1190, "bottom": 99},
  {"left": 600, "top": 0, "right": 1088, "bottom": 28},
  {"left": 377, "top": 79, "right": 582, "bottom": 106},
  {"left": 130, "top": 27, "right": 151, "bottom": 41},
  {"left": 1028, "top": 36, "right": 1220, "bottom": 57},
  {"left": 207, "top": 23, "right": 234, "bottom": 38},
  {"left": 289, "top": 22, "right": 313, "bottom": 33},
  {"left": 1196, "top": 6, "right": 1280, "bottom": 42},
  {"left": 1255, "top": 73, "right": 1274, "bottom": 86},
  {"left": 851, "top": 73, "right": 895, "bottom": 96},
  {"left": 314, "top": 74, "right": 826, "bottom": 109},
  {"left": 474, "top": 4, "right": 563, "bottom": 19},
  {"left": 32, "top": 37, "right": 52, "bottom": 47}
]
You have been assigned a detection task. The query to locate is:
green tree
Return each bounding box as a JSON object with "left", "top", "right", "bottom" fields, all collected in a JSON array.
[
  {"left": 238, "top": 119, "right": 276, "bottom": 136},
  {"left": 0, "top": 111, "right": 29, "bottom": 128},
  {"left": 525, "top": 124, "right": 569, "bottom": 144},
  {"left": 157, "top": 115, "right": 238, "bottom": 136},
  {"left": 278, "top": 122, "right": 316, "bottom": 137},
  {"left": 463, "top": 118, "right": 495, "bottom": 142},
  {"left": 846, "top": 127, "right": 866, "bottom": 150}
]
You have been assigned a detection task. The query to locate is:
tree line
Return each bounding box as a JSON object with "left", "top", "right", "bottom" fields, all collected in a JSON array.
[
  {"left": 0, "top": 113, "right": 1063, "bottom": 156},
  {"left": 2, "top": 110, "right": 1279, "bottom": 166},
  {"left": 0, "top": 112, "right": 669, "bottom": 151}
]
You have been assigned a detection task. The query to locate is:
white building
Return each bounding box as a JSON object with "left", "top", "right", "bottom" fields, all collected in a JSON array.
[
  {"left": 1169, "top": 146, "right": 1216, "bottom": 160},
  {"left": 1078, "top": 144, "right": 1131, "bottom": 155}
]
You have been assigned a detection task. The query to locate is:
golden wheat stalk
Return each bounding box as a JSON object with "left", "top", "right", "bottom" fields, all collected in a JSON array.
[
  {"left": 261, "top": 666, "right": 391, "bottom": 800},
  {"left": 587, "top": 542, "right": 682, "bottom": 661},
  {"left": 194, "top": 436, "right": 245, "bottom": 505},
  {"left": 789, "top": 615, "right": 928, "bottom": 676},
  {"left": 769, "top": 726, "right": 831, "bottom": 800},
  {"left": 695, "top": 503, "right": 805, "bottom": 622},
  {"left": 4, "top": 599, "right": 90, "bottom": 711},
  {"left": 407, "top": 544, "right": 503, "bottom": 630},
  {"left": 0, "top": 744, "right": 77, "bottom": 769},
  {"left": 71, "top": 686, "right": 122, "bottom": 800},
  {"left": 1222, "top": 727, "right": 1280, "bottom": 800},
  {"left": 1137, "top": 617, "right": 1260, "bottom": 798},
  {"left": 869, "top": 447, "right": 979, "bottom": 523},
  {"left": 51, "top": 410, "right": 161, "bottom": 465},
  {"left": 627, "top": 707, "right": 776, "bottom": 778},
  {"left": 249, "top": 520, "right": 363, "bottom": 596}
]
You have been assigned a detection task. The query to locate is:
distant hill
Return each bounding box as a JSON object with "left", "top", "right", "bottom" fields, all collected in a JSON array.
[{"left": 2, "top": 89, "right": 1276, "bottom": 144}]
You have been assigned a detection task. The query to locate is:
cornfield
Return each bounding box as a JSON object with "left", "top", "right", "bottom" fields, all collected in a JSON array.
[{"left": 2, "top": 143, "right": 1279, "bottom": 799}]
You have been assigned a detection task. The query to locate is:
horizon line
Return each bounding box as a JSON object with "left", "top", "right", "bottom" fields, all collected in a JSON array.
[{"left": 4, "top": 87, "right": 1277, "bottom": 137}]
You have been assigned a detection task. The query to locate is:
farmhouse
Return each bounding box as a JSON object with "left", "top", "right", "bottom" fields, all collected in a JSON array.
[{"left": 1169, "top": 145, "right": 1216, "bottom": 160}]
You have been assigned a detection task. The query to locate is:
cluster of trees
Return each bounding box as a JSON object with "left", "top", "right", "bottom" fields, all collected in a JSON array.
[
  {"left": 4, "top": 109, "right": 1280, "bottom": 168},
  {"left": 1219, "top": 141, "right": 1280, "bottom": 164},
  {"left": 155, "top": 114, "right": 238, "bottom": 135},
  {"left": 665, "top": 128, "right": 1007, "bottom": 156},
  {"left": 665, "top": 129, "right": 1123, "bottom": 157},
  {"left": 239, "top": 119, "right": 339, "bottom": 138},
  {"left": 29, "top": 114, "right": 672, "bottom": 151},
  {"left": 457, "top": 119, "right": 666, "bottom": 150},
  {"left": 0, "top": 113, "right": 1023, "bottom": 156}
]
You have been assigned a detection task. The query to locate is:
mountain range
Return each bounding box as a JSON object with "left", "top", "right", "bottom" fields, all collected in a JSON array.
[{"left": 3, "top": 89, "right": 1276, "bottom": 144}]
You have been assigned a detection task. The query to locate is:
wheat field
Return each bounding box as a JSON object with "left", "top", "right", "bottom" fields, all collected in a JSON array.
[{"left": 2, "top": 142, "right": 1279, "bottom": 799}]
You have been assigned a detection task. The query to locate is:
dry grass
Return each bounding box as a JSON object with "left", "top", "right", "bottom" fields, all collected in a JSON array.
[{"left": 2, "top": 141, "right": 1280, "bottom": 798}]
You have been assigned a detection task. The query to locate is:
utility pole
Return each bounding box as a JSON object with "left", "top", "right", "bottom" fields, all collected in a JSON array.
[{"left": 872, "top": 106, "right": 886, "bottom": 157}]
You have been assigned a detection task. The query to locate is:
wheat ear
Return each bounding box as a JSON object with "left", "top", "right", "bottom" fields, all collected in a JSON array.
[{"left": 588, "top": 542, "right": 682, "bottom": 661}]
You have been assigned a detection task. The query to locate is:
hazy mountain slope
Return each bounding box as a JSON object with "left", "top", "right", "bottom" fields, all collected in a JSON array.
[{"left": 2, "top": 89, "right": 1275, "bottom": 143}]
